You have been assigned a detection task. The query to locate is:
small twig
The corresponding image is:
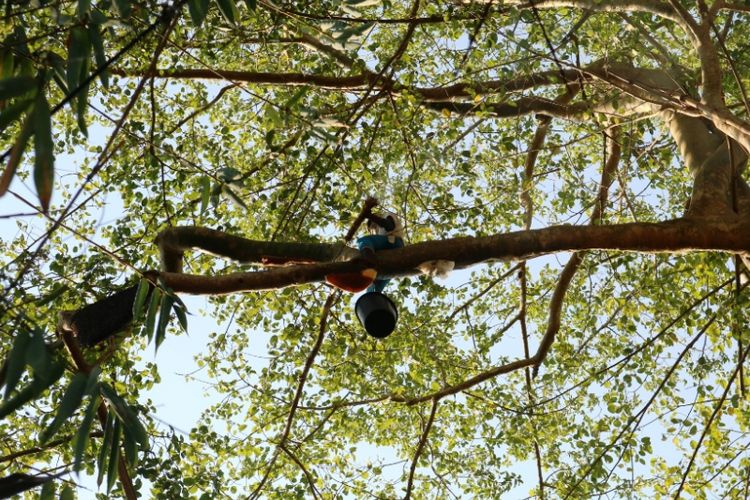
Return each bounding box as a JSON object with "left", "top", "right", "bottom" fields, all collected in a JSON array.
[
  {"left": 280, "top": 445, "right": 321, "bottom": 499},
  {"left": 673, "top": 340, "right": 750, "bottom": 498},
  {"left": 249, "top": 293, "right": 337, "bottom": 499},
  {"left": 404, "top": 398, "right": 439, "bottom": 499}
]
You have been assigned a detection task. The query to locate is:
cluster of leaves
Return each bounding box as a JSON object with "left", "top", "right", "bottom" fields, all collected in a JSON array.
[
  {"left": 0, "top": 0, "right": 749, "bottom": 497},
  {"left": 0, "top": 329, "right": 148, "bottom": 495}
]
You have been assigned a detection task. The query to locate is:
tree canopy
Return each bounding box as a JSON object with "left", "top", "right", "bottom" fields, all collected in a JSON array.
[{"left": 1, "top": 0, "right": 750, "bottom": 497}]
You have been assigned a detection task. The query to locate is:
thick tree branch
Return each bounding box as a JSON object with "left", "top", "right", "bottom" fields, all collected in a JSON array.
[
  {"left": 157, "top": 219, "right": 750, "bottom": 295},
  {"left": 108, "top": 67, "right": 587, "bottom": 101},
  {"left": 156, "top": 226, "right": 358, "bottom": 273},
  {"left": 465, "top": 0, "right": 684, "bottom": 24}
]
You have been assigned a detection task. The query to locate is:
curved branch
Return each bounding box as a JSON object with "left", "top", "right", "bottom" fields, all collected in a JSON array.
[
  {"left": 158, "top": 219, "right": 750, "bottom": 294},
  {"left": 156, "top": 226, "right": 358, "bottom": 273},
  {"left": 249, "top": 293, "right": 336, "bottom": 499},
  {"left": 533, "top": 126, "right": 622, "bottom": 376},
  {"left": 404, "top": 398, "right": 439, "bottom": 499},
  {"left": 470, "top": 0, "right": 684, "bottom": 24}
]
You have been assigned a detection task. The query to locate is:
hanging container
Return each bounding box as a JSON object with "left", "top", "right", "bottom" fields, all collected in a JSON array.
[{"left": 355, "top": 292, "right": 398, "bottom": 338}]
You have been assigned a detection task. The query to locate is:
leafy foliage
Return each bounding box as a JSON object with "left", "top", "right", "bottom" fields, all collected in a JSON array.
[{"left": 0, "top": 0, "right": 749, "bottom": 497}]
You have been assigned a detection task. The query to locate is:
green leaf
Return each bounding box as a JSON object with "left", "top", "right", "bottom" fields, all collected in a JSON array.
[
  {"left": 59, "top": 484, "right": 74, "bottom": 500},
  {"left": 25, "top": 331, "right": 51, "bottom": 381},
  {"left": 39, "top": 480, "right": 55, "bottom": 500},
  {"left": 84, "top": 367, "right": 101, "bottom": 396},
  {"left": 143, "top": 287, "right": 162, "bottom": 342},
  {"left": 172, "top": 298, "right": 188, "bottom": 333},
  {"left": 155, "top": 292, "right": 174, "bottom": 351},
  {"left": 222, "top": 185, "right": 248, "bottom": 209},
  {"left": 35, "top": 284, "right": 68, "bottom": 306},
  {"left": 99, "top": 383, "right": 149, "bottom": 448},
  {"left": 40, "top": 372, "right": 88, "bottom": 444},
  {"left": 3, "top": 329, "right": 31, "bottom": 399},
  {"left": 122, "top": 425, "right": 138, "bottom": 467},
  {"left": 132, "top": 277, "right": 152, "bottom": 321},
  {"left": 67, "top": 26, "right": 90, "bottom": 135},
  {"left": 0, "top": 50, "right": 14, "bottom": 79},
  {"left": 112, "top": 0, "right": 132, "bottom": 18},
  {"left": 106, "top": 417, "right": 121, "bottom": 493},
  {"left": 32, "top": 91, "right": 54, "bottom": 214},
  {"left": 0, "top": 108, "right": 33, "bottom": 196},
  {"left": 0, "top": 381, "right": 46, "bottom": 419},
  {"left": 47, "top": 53, "right": 68, "bottom": 92},
  {"left": 214, "top": 0, "right": 239, "bottom": 24},
  {"left": 76, "top": 79, "right": 89, "bottom": 136},
  {"left": 245, "top": 0, "right": 256, "bottom": 10},
  {"left": 97, "top": 410, "right": 114, "bottom": 486},
  {"left": 66, "top": 26, "right": 89, "bottom": 97},
  {"left": 187, "top": 0, "right": 210, "bottom": 27},
  {"left": 88, "top": 23, "right": 109, "bottom": 88},
  {"left": 200, "top": 176, "right": 211, "bottom": 213},
  {"left": 0, "top": 97, "right": 32, "bottom": 134},
  {"left": 74, "top": 394, "right": 100, "bottom": 473},
  {"left": 0, "top": 76, "right": 36, "bottom": 100},
  {"left": 77, "top": 0, "right": 91, "bottom": 17}
]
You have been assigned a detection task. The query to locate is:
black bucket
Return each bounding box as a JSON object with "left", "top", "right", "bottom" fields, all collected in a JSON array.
[{"left": 355, "top": 292, "right": 398, "bottom": 338}]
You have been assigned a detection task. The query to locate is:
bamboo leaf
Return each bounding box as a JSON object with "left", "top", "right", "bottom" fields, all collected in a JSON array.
[
  {"left": 67, "top": 26, "right": 90, "bottom": 135},
  {"left": 99, "top": 383, "right": 149, "bottom": 448},
  {"left": 122, "top": 425, "right": 138, "bottom": 467},
  {"left": 74, "top": 395, "right": 100, "bottom": 473},
  {"left": 32, "top": 91, "right": 54, "bottom": 214},
  {"left": 84, "top": 366, "right": 101, "bottom": 396},
  {"left": 25, "top": 330, "right": 50, "bottom": 381},
  {"left": 97, "top": 411, "right": 114, "bottom": 486},
  {"left": 34, "top": 284, "right": 68, "bottom": 306},
  {"left": 155, "top": 293, "right": 174, "bottom": 351},
  {"left": 143, "top": 287, "right": 162, "bottom": 342},
  {"left": 0, "top": 76, "right": 35, "bottom": 100},
  {"left": 106, "top": 418, "right": 121, "bottom": 493},
  {"left": 39, "top": 480, "right": 55, "bottom": 500},
  {"left": 3, "top": 329, "right": 30, "bottom": 400},
  {"left": 0, "top": 97, "right": 32, "bottom": 135},
  {"left": 132, "top": 277, "right": 152, "bottom": 321},
  {"left": 0, "top": 108, "right": 33, "bottom": 196},
  {"left": 66, "top": 26, "right": 89, "bottom": 97},
  {"left": 214, "top": 0, "right": 239, "bottom": 24},
  {"left": 60, "top": 484, "right": 74, "bottom": 500},
  {"left": 88, "top": 23, "right": 109, "bottom": 88},
  {"left": 0, "top": 382, "right": 43, "bottom": 419},
  {"left": 200, "top": 176, "right": 211, "bottom": 213},
  {"left": 0, "top": 357, "right": 60, "bottom": 419},
  {"left": 112, "top": 0, "right": 131, "bottom": 18},
  {"left": 222, "top": 185, "right": 248, "bottom": 209},
  {"left": 187, "top": 0, "right": 210, "bottom": 26},
  {"left": 39, "top": 372, "right": 88, "bottom": 444},
  {"left": 172, "top": 298, "right": 188, "bottom": 333},
  {"left": 77, "top": 0, "right": 91, "bottom": 17}
]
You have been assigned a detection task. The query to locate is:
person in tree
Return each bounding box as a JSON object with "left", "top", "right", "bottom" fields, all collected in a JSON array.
[{"left": 357, "top": 208, "right": 405, "bottom": 293}]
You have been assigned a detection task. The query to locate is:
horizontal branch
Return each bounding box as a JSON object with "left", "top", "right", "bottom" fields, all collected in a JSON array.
[
  {"left": 158, "top": 218, "right": 750, "bottom": 294},
  {"left": 499, "top": 0, "right": 682, "bottom": 23},
  {"left": 425, "top": 98, "right": 590, "bottom": 119},
  {"left": 108, "top": 67, "right": 587, "bottom": 102},
  {"left": 157, "top": 226, "right": 358, "bottom": 272}
]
